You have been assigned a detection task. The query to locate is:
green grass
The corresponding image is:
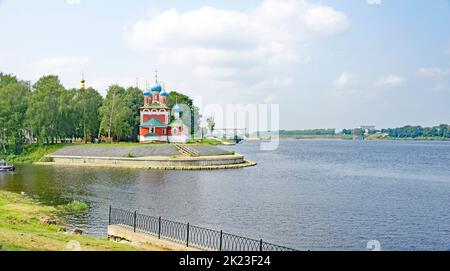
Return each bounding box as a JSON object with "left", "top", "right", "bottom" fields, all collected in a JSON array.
[
  {"left": 187, "top": 138, "right": 223, "bottom": 145},
  {"left": 97, "top": 142, "right": 147, "bottom": 146},
  {"left": 0, "top": 190, "right": 143, "bottom": 251},
  {"left": 3, "top": 144, "right": 71, "bottom": 164},
  {"left": 1, "top": 139, "right": 225, "bottom": 164},
  {"left": 57, "top": 200, "right": 89, "bottom": 214}
]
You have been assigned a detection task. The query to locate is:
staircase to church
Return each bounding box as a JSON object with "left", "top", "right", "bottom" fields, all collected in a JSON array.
[{"left": 175, "top": 144, "right": 200, "bottom": 157}]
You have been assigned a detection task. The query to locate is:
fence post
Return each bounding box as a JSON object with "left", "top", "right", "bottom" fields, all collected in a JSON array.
[
  {"left": 219, "top": 230, "right": 223, "bottom": 251},
  {"left": 108, "top": 205, "right": 111, "bottom": 225},
  {"left": 158, "top": 216, "right": 161, "bottom": 239},
  {"left": 186, "top": 223, "right": 190, "bottom": 247},
  {"left": 260, "top": 239, "right": 263, "bottom": 251},
  {"left": 133, "top": 211, "right": 137, "bottom": 232}
]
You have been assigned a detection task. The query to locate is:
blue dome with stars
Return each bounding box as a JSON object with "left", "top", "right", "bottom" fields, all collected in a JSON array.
[{"left": 151, "top": 82, "right": 162, "bottom": 92}]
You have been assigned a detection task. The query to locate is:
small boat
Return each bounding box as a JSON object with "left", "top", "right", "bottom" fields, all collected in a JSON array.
[{"left": 0, "top": 160, "right": 15, "bottom": 172}]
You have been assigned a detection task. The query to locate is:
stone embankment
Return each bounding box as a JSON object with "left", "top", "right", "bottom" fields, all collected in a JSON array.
[{"left": 36, "top": 145, "right": 256, "bottom": 170}]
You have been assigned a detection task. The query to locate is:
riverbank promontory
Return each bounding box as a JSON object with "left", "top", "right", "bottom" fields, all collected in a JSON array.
[{"left": 35, "top": 144, "right": 256, "bottom": 170}]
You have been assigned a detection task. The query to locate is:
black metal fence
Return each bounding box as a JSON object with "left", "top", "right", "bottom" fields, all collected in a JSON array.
[{"left": 108, "top": 206, "right": 297, "bottom": 251}]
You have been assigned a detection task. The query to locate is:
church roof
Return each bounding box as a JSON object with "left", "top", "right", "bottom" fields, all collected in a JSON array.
[
  {"left": 141, "top": 118, "right": 167, "bottom": 127},
  {"left": 151, "top": 82, "right": 162, "bottom": 92}
]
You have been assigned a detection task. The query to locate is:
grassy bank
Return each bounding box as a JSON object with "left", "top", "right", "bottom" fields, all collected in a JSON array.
[
  {"left": 187, "top": 138, "right": 223, "bottom": 145},
  {"left": 0, "top": 190, "right": 146, "bottom": 251},
  {"left": 1, "top": 139, "right": 225, "bottom": 164},
  {"left": 2, "top": 144, "right": 71, "bottom": 164}
]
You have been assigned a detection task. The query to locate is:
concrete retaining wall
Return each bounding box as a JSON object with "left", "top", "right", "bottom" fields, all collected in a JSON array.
[{"left": 41, "top": 153, "right": 256, "bottom": 170}]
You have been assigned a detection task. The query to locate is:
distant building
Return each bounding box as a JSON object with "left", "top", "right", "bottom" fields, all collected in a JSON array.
[
  {"left": 139, "top": 73, "right": 189, "bottom": 143},
  {"left": 360, "top": 125, "right": 376, "bottom": 134}
]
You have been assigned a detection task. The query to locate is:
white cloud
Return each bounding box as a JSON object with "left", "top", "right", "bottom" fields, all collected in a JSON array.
[
  {"left": 417, "top": 67, "right": 450, "bottom": 78},
  {"left": 329, "top": 71, "right": 360, "bottom": 96},
  {"left": 36, "top": 56, "right": 88, "bottom": 76},
  {"left": 125, "top": 0, "right": 349, "bottom": 87},
  {"left": 264, "top": 95, "right": 276, "bottom": 103},
  {"left": 66, "top": 0, "right": 81, "bottom": 5},
  {"left": 444, "top": 46, "right": 450, "bottom": 56},
  {"left": 334, "top": 71, "right": 351, "bottom": 88},
  {"left": 374, "top": 75, "right": 406, "bottom": 88},
  {"left": 193, "top": 66, "right": 238, "bottom": 79},
  {"left": 367, "top": 0, "right": 382, "bottom": 5},
  {"left": 89, "top": 76, "right": 138, "bottom": 95},
  {"left": 433, "top": 82, "right": 450, "bottom": 93}
]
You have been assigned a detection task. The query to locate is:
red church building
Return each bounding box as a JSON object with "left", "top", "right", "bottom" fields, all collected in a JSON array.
[{"left": 139, "top": 74, "right": 188, "bottom": 143}]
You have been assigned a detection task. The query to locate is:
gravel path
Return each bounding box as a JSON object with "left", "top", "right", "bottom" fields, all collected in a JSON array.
[{"left": 52, "top": 145, "right": 231, "bottom": 158}]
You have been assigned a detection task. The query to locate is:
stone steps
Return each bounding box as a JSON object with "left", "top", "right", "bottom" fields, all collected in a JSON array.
[{"left": 175, "top": 144, "right": 200, "bottom": 157}]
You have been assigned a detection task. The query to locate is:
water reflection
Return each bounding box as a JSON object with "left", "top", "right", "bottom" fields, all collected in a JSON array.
[{"left": 1, "top": 140, "right": 450, "bottom": 250}]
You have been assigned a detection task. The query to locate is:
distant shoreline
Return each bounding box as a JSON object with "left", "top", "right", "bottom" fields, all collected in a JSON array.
[
  {"left": 254, "top": 135, "right": 450, "bottom": 142},
  {"left": 366, "top": 136, "right": 450, "bottom": 142}
]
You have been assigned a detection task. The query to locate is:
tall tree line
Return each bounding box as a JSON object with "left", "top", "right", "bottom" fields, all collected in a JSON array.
[
  {"left": 341, "top": 124, "right": 450, "bottom": 138},
  {"left": 98, "top": 85, "right": 143, "bottom": 142},
  {"left": 381, "top": 124, "right": 450, "bottom": 138},
  {"left": 0, "top": 73, "right": 29, "bottom": 154},
  {"left": 0, "top": 73, "right": 200, "bottom": 155},
  {"left": 0, "top": 73, "right": 105, "bottom": 153}
]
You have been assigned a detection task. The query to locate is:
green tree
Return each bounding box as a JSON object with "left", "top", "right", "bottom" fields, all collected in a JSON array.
[
  {"left": 167, "top": 91, "right": 201, "bottom": 137},
  {"left": 26, "top": 75, "right": 65, "bottom": 144},
  {"left": 58, "top": 89, "right": 78, "bottom": 141},
  {"left": 0, "top": 73, "right": 30, "bottom": 154},
  {"left": 123, "top": 87, "right": 144, "bottom": 141},
  {"left": 341, "top": 129, "right": 352, "bottom": 135},
  {"left": 72, "top": 87, "right": 103, "bottom": 142},
  {"left": 353, "top": 128, "right": 365, "bottom": 137},
  {"left": 206, "top": 116, "right": 215, "bottom": 135},
  {"left": 438, "top": 124, "right": 449, "bottom": 138},
  {"left": 99, "top": 85, "right": 133, "bottom": 142}
]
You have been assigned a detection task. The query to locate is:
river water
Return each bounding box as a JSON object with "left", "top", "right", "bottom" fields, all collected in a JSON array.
[{"left": 1, "top": 140, "right": 450, "bottom": 251}]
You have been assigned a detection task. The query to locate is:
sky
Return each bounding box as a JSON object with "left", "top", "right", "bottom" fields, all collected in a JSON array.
[{"left": 1, "top": 0, "right": 450, "bottom": 130}]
